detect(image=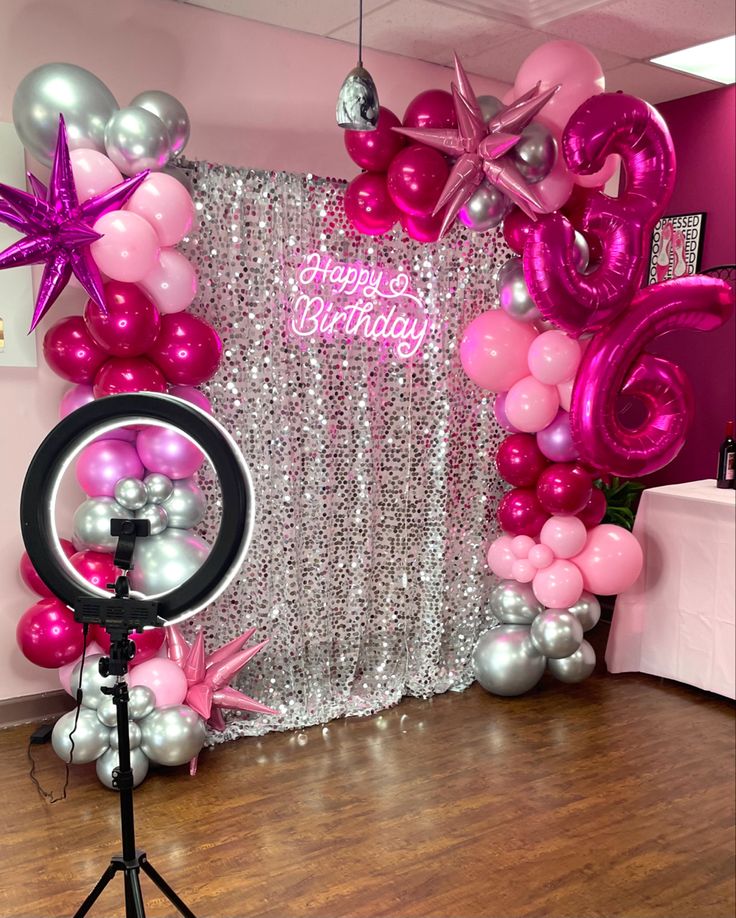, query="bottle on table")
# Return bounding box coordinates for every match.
[716,421,735,489]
